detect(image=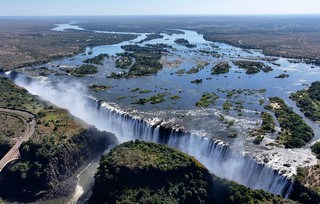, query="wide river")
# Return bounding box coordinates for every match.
[8,22,320,203]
